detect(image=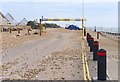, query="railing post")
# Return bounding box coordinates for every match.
[97,32,99,39]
